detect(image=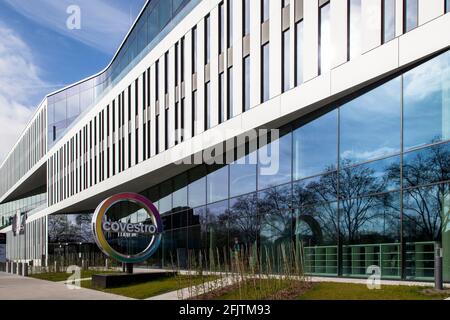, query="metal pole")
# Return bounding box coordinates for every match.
[126,263,133,274]
[435,242,443,290]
